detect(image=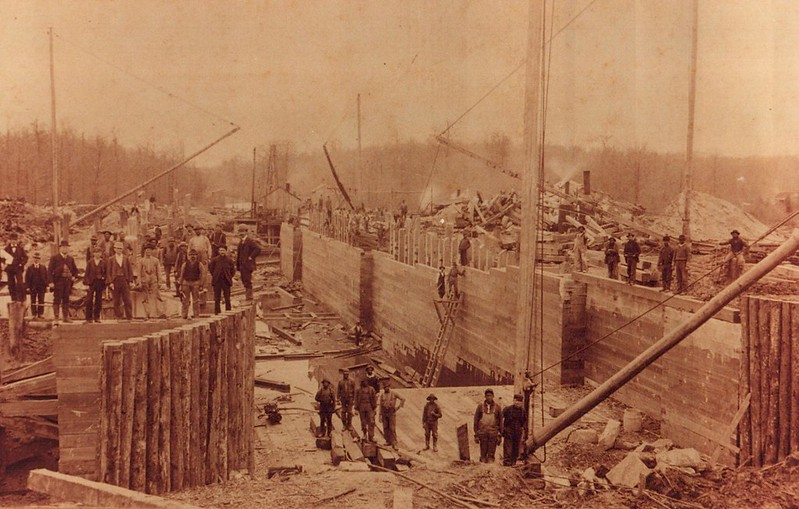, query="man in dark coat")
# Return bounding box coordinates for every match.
[24,252,48,318]
[458,231,471,266]
[48,240,79,322]
[315,379,336,437]
[208,245,235,314]
[173,241,188,297]
[337,369,356,430]
[604,237,620,280]
[83,247,107,322]
[422,394,443,451]
[236,226,261,301]
[623,233,641,286]
[106,241,134,320]
[178,249,205,319]
[436,261,446,299]
[5,233,28,302]
[159,238,178,290]
[674,234,691,293]
[502,394,526,466]
[354,379,377,442]
[657,235,675,292]
[474,388,502,463]
[365,365,381,393]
